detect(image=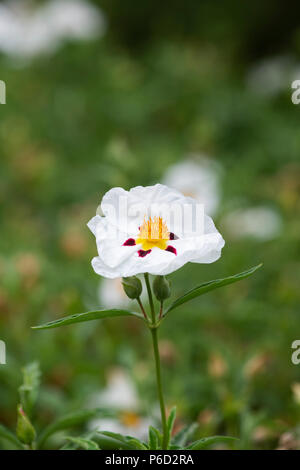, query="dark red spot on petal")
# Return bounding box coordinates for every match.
[166,245,177,255]
[169,232,175,240]
[123,238,136,246]
[138,249,152,257]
